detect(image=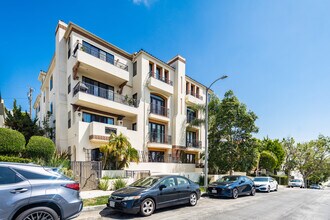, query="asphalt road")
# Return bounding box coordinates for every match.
[76,187,330,220]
